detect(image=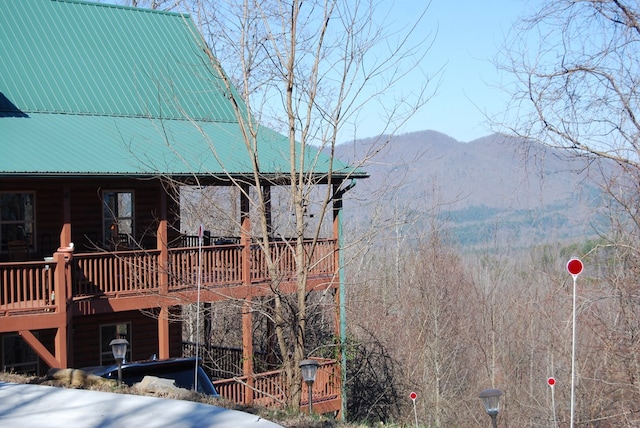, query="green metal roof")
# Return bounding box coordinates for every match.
[0,0,363,179]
